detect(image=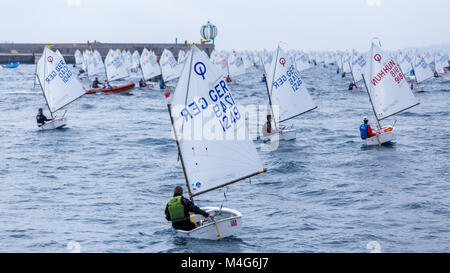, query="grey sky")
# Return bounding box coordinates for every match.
[1,0,449,52]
